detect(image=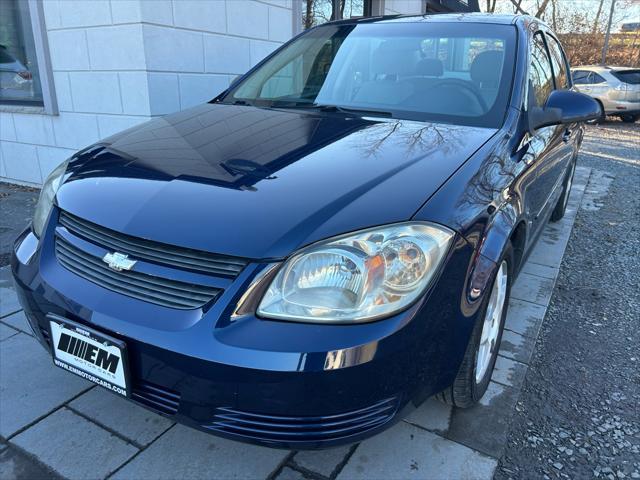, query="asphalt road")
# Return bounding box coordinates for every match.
[496,120,640,480]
